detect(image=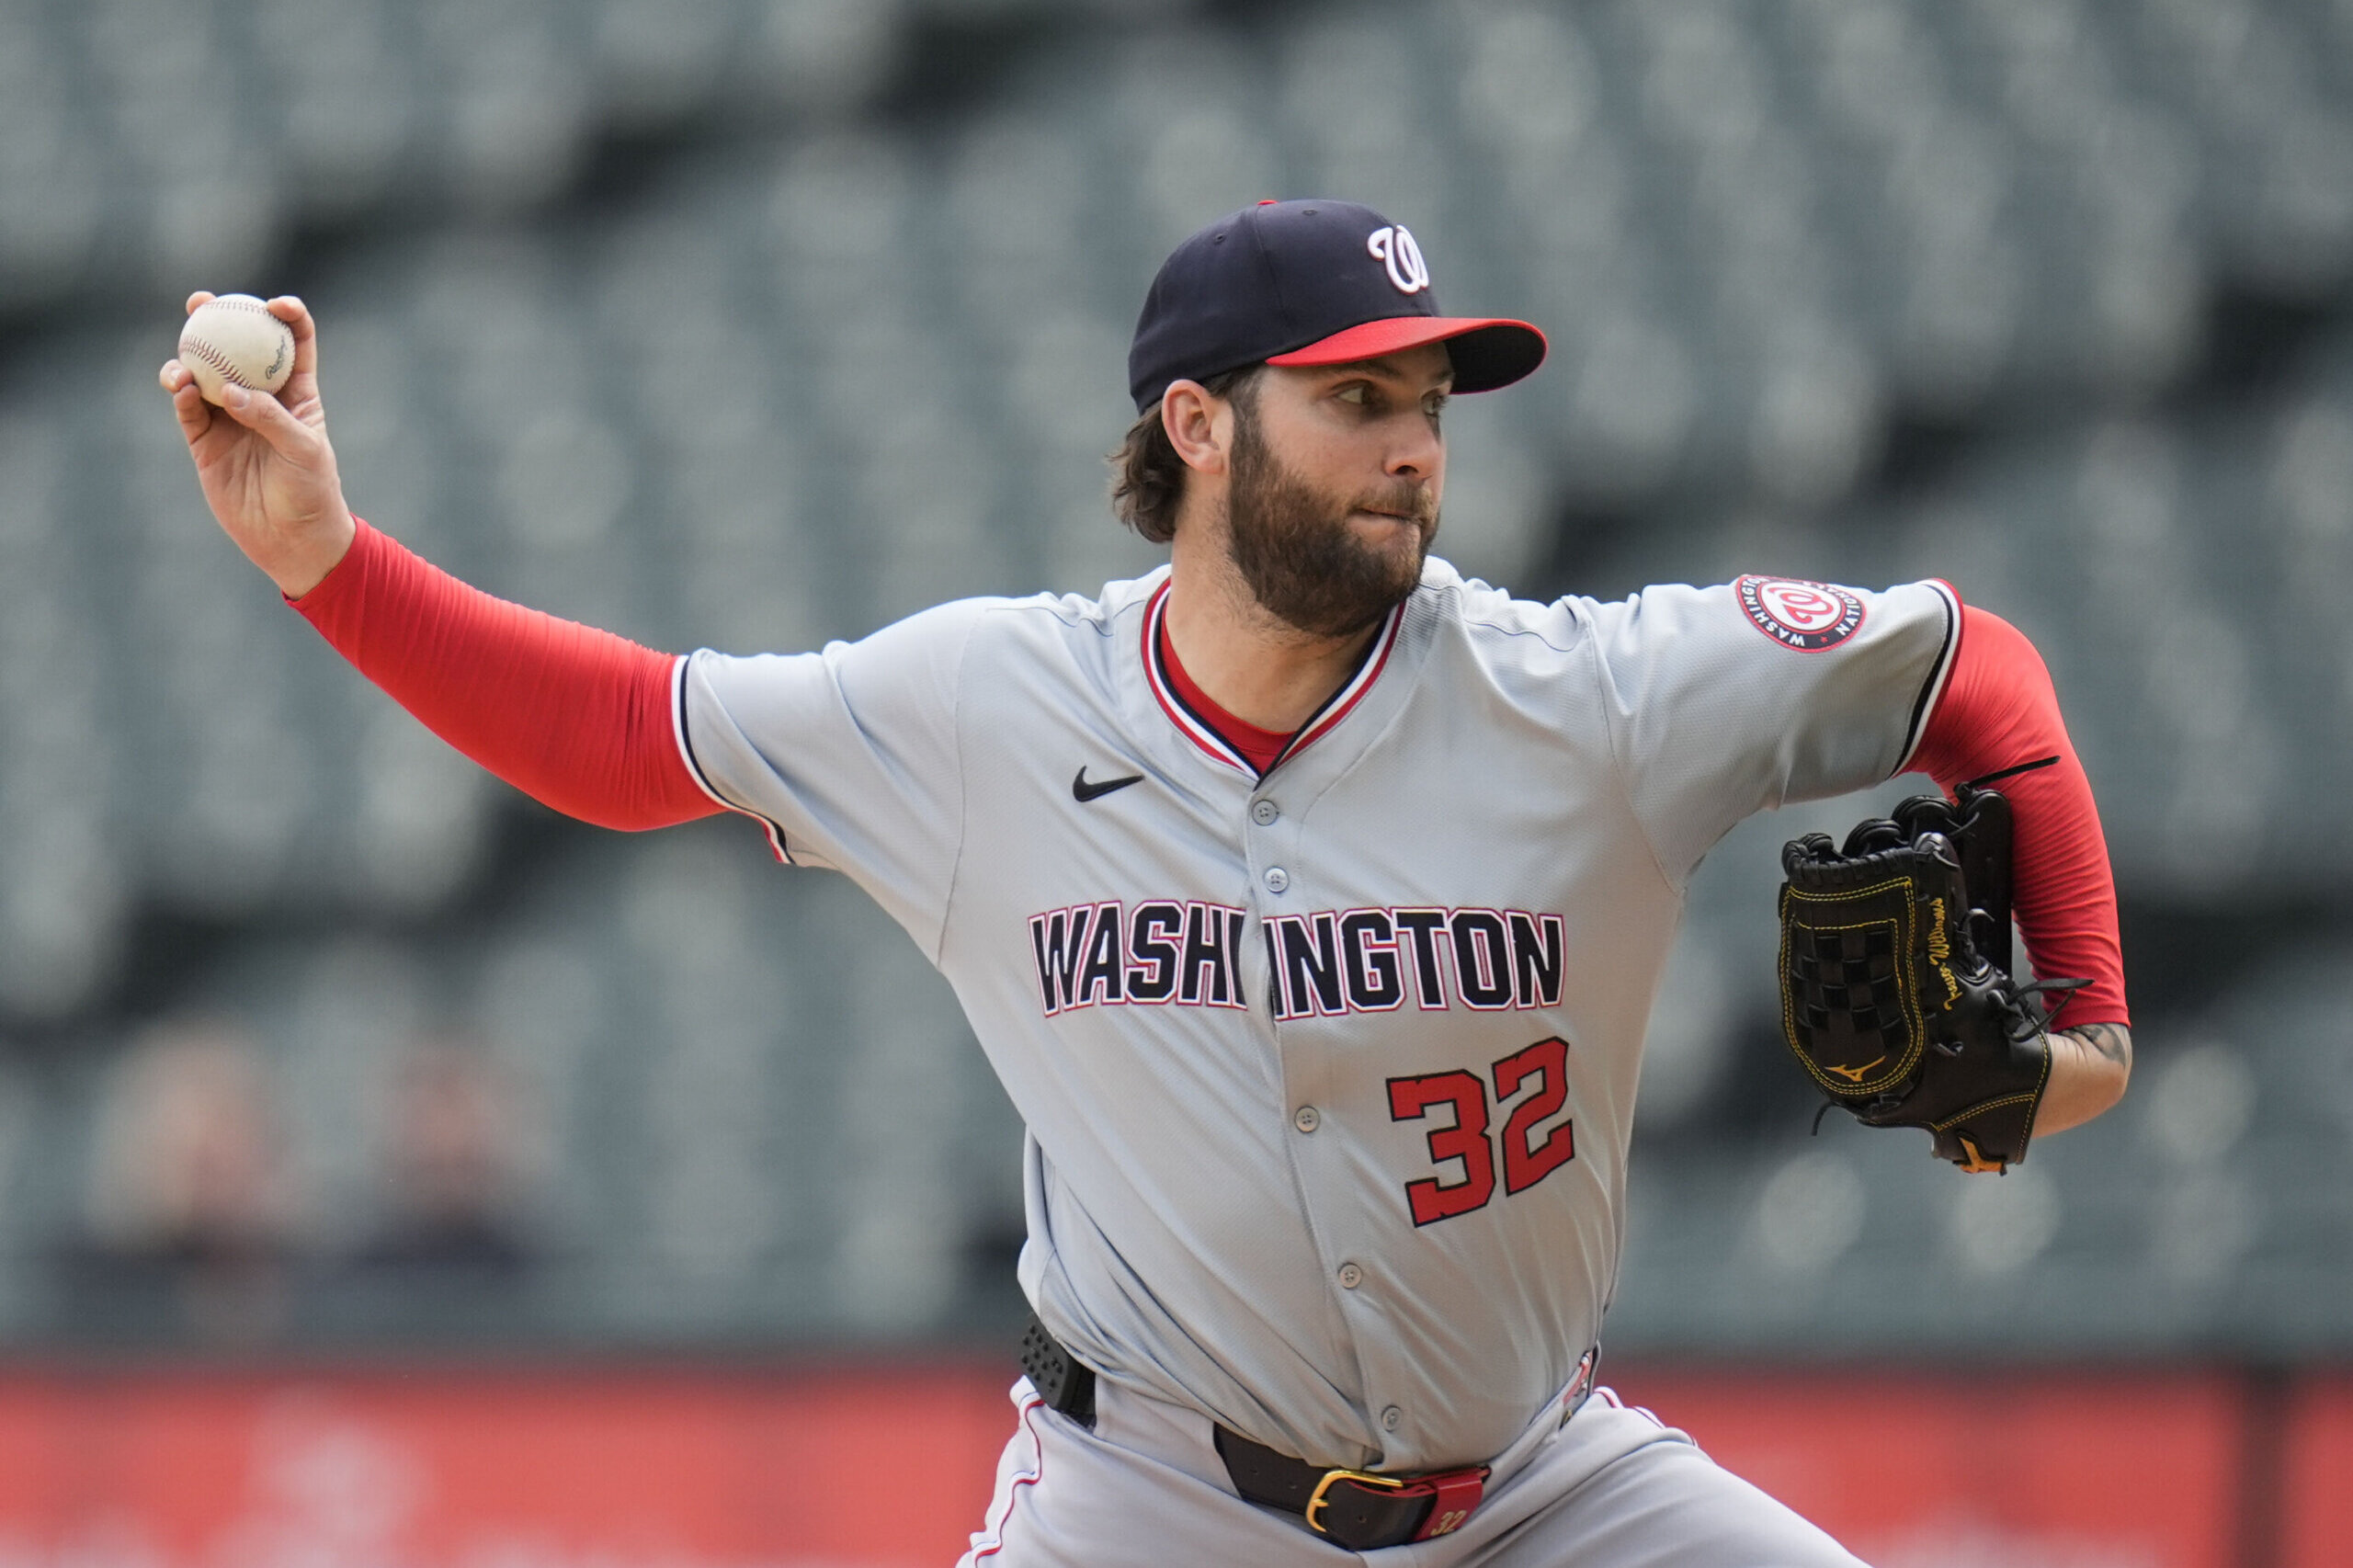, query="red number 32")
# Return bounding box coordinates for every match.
[1385,1037,1575,1227]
